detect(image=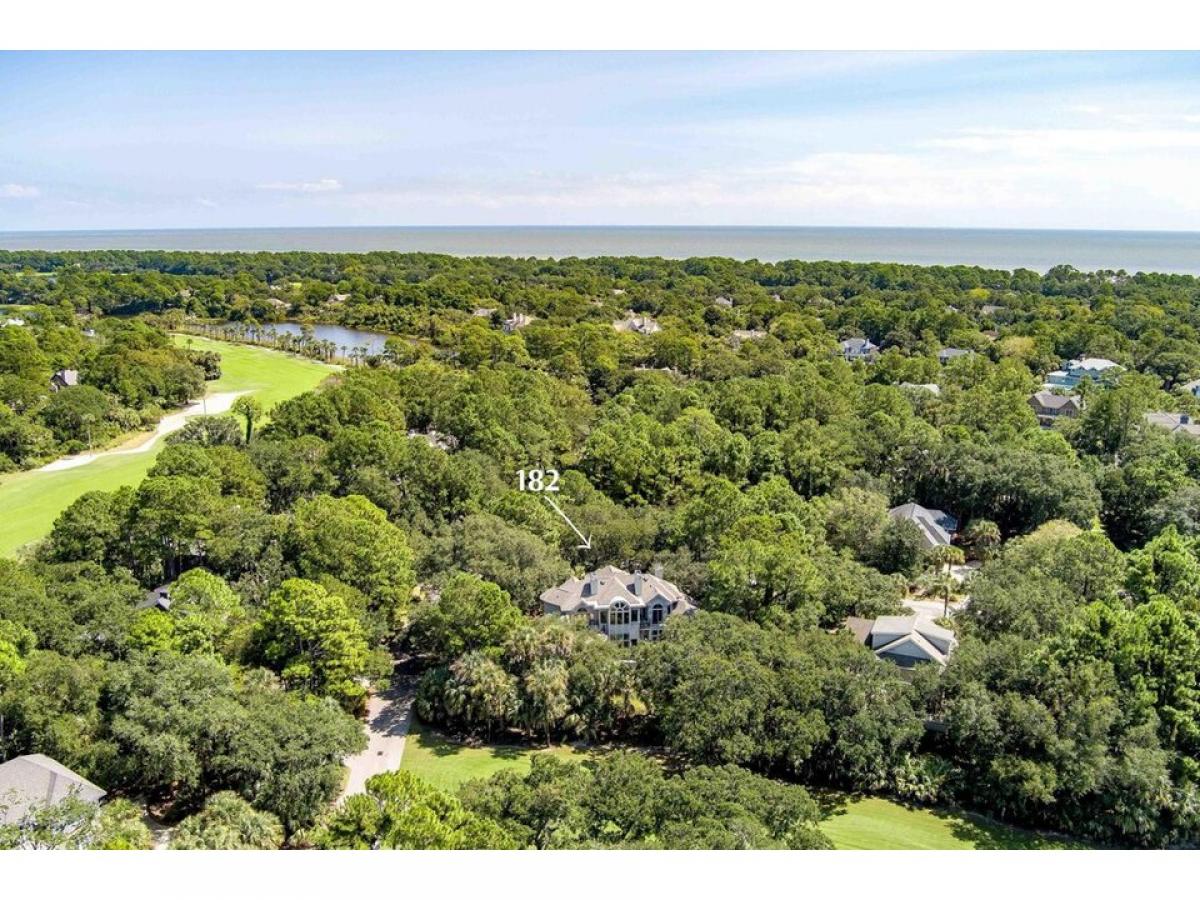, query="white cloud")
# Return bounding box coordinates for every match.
[314,130,1200,230]
[256,178,342,193]
[0,183,40,198]
[923,126,1200,157]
